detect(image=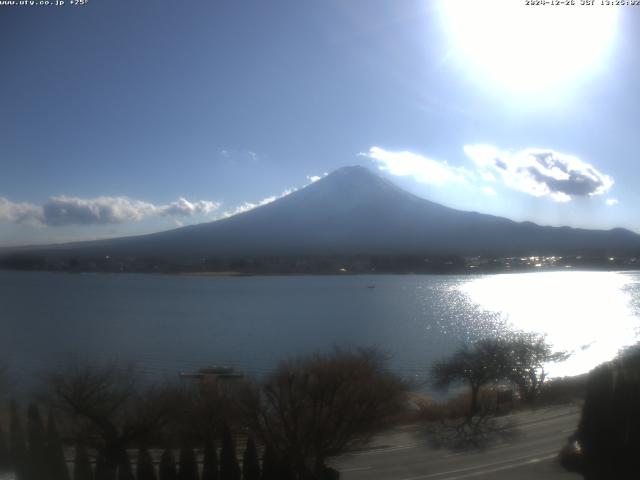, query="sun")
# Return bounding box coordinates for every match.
[440,0,618,92]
